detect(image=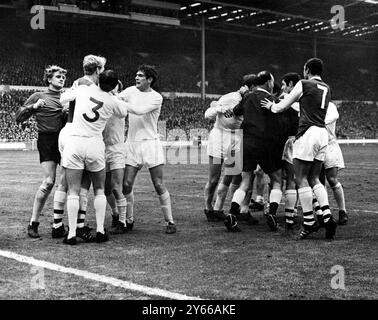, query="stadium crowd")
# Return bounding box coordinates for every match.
[0,18,376,101]
[1,90,376,142]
